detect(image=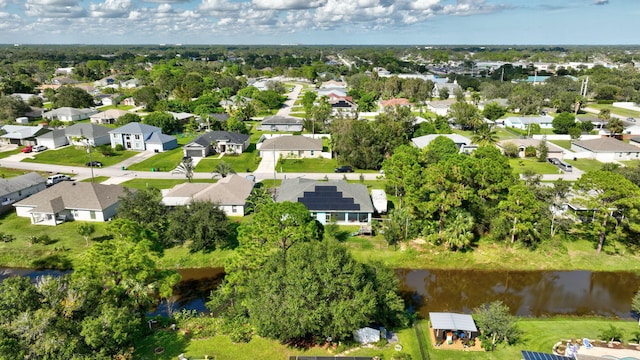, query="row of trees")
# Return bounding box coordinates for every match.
[0,224,179,358]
